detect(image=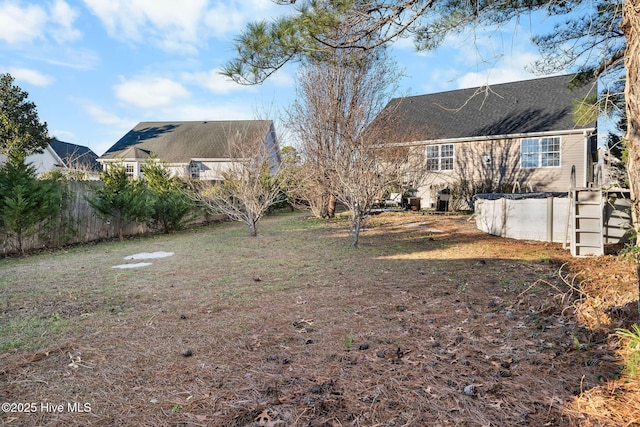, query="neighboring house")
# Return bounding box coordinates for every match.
[98,120,279,180]
[376,74,598,210]
[0,138,100,179]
